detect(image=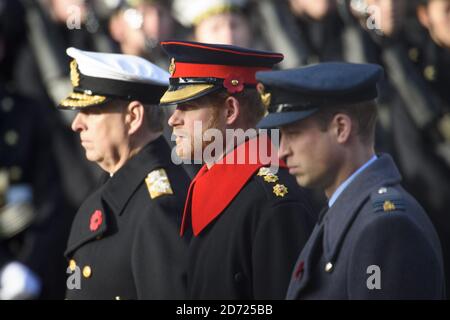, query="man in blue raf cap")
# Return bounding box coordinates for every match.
[160,40,315,299]
[257,62,445,299]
